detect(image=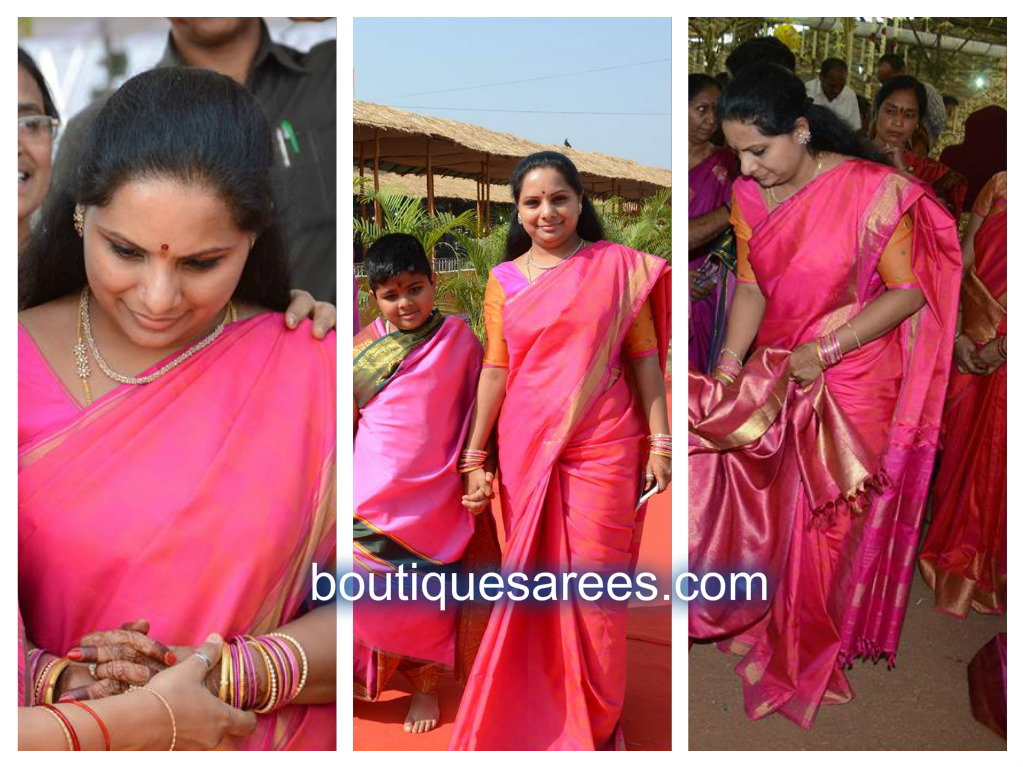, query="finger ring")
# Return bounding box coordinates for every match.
[192,650,213,671]
[645,474,656,479]
[88,663,98,679]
